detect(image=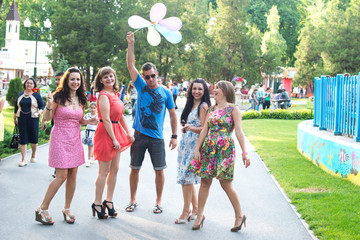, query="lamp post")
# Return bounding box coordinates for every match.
[23,17,51,81]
